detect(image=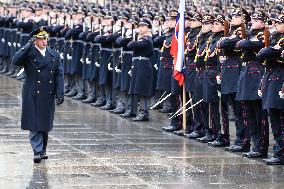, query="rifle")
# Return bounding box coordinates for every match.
[224,0,230,37]
[240,1,247,39]
[264,1,270,48]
